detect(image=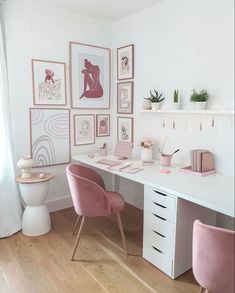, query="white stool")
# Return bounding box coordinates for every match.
[16,173,54,236]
